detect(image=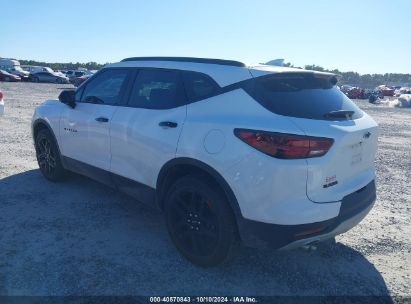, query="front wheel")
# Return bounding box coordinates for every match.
[164,175,239,267]
[35,129,67,181]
